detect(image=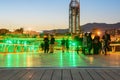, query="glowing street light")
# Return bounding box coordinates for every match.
[97,31,101,36]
